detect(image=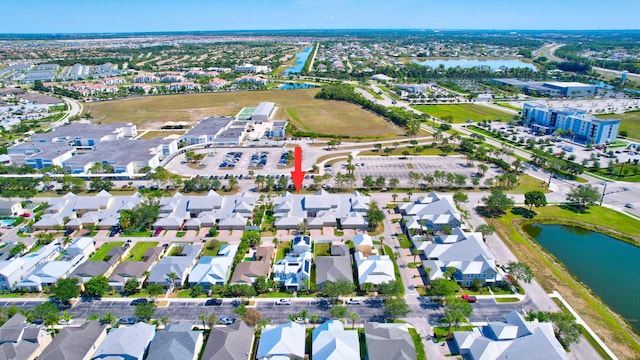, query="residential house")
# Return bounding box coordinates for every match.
[0,313,52,360]
[229,245,274,286]
[422,230,504,287]
[17,260,78,292]
[148,244,202,289]
[354,251,395,286]
[353,234,375,255]
[234,75,268,86]
[256,322,305,360]
[201,321,254,360]
[189,244,239,290]
[234,64,269,73]
[38,321,108,360]
[146,322,203,360]
[66,237,96,259]
[312,320,360,360]
[291,235,311,255]
[454,311,569,360]
[364,323,416,360]
[0,242,59,291]
[109,247,162,292]
[399,192,462,232]
[0,200,23,216]
[71,246,126,285]
[93,322,155,360]
[272,251,312,291]
[273,190,369,230]
[315,244,353,289]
